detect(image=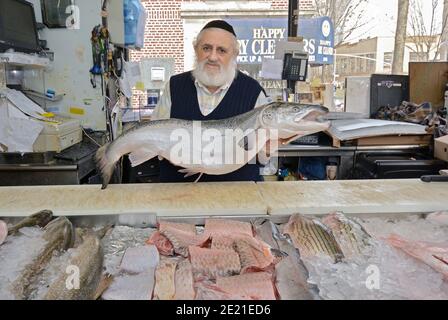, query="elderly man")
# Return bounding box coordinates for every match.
[152,20,272,183]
